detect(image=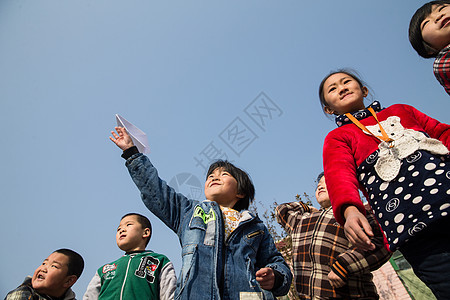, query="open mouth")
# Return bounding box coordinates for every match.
[37,274,45,280]
[441,17,450,28]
